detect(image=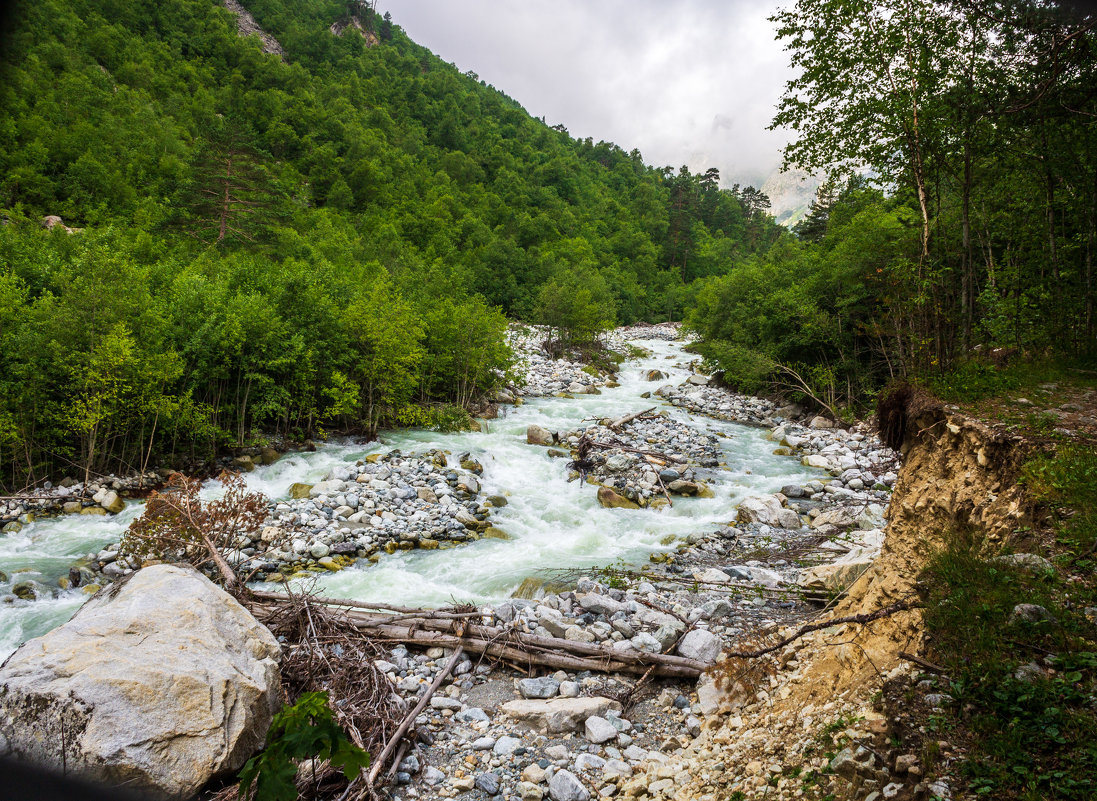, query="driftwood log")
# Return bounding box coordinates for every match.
[607,406,657,431]
[252,592,708,679]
